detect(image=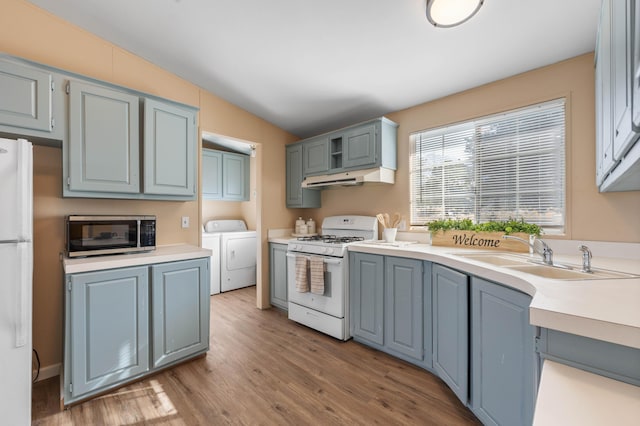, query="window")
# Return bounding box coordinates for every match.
[410,99,566,233]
